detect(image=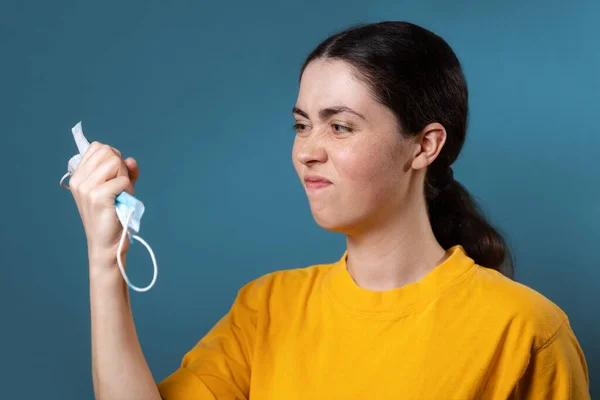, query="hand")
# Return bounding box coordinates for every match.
[69,141,140,266]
